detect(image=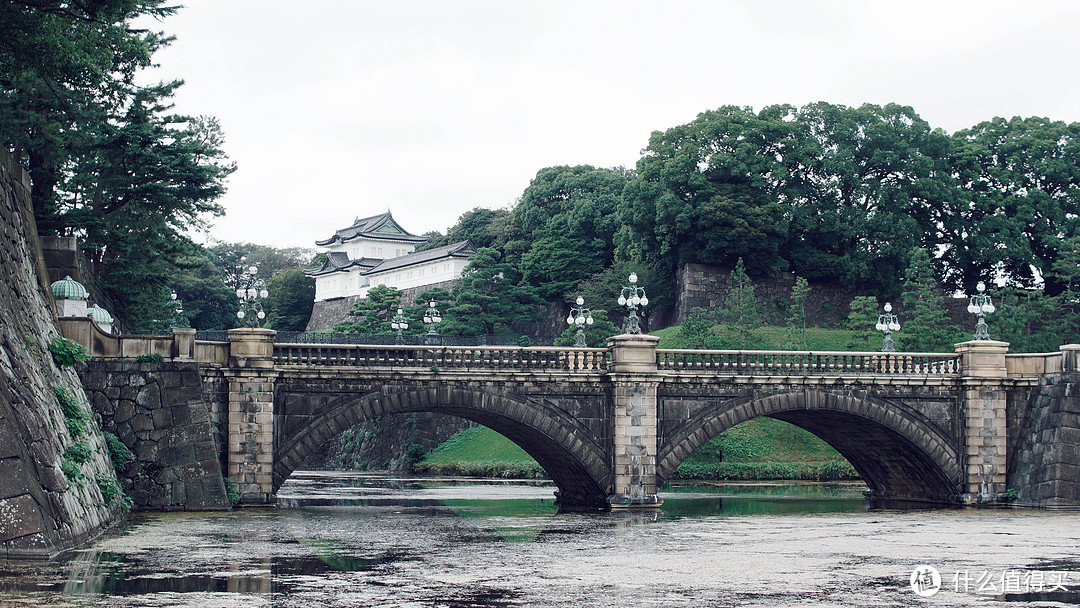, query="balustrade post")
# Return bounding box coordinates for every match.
[225,328,279,504]
[172,327,196,360]
[606,335,662,509]
[955,339,1010,503]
